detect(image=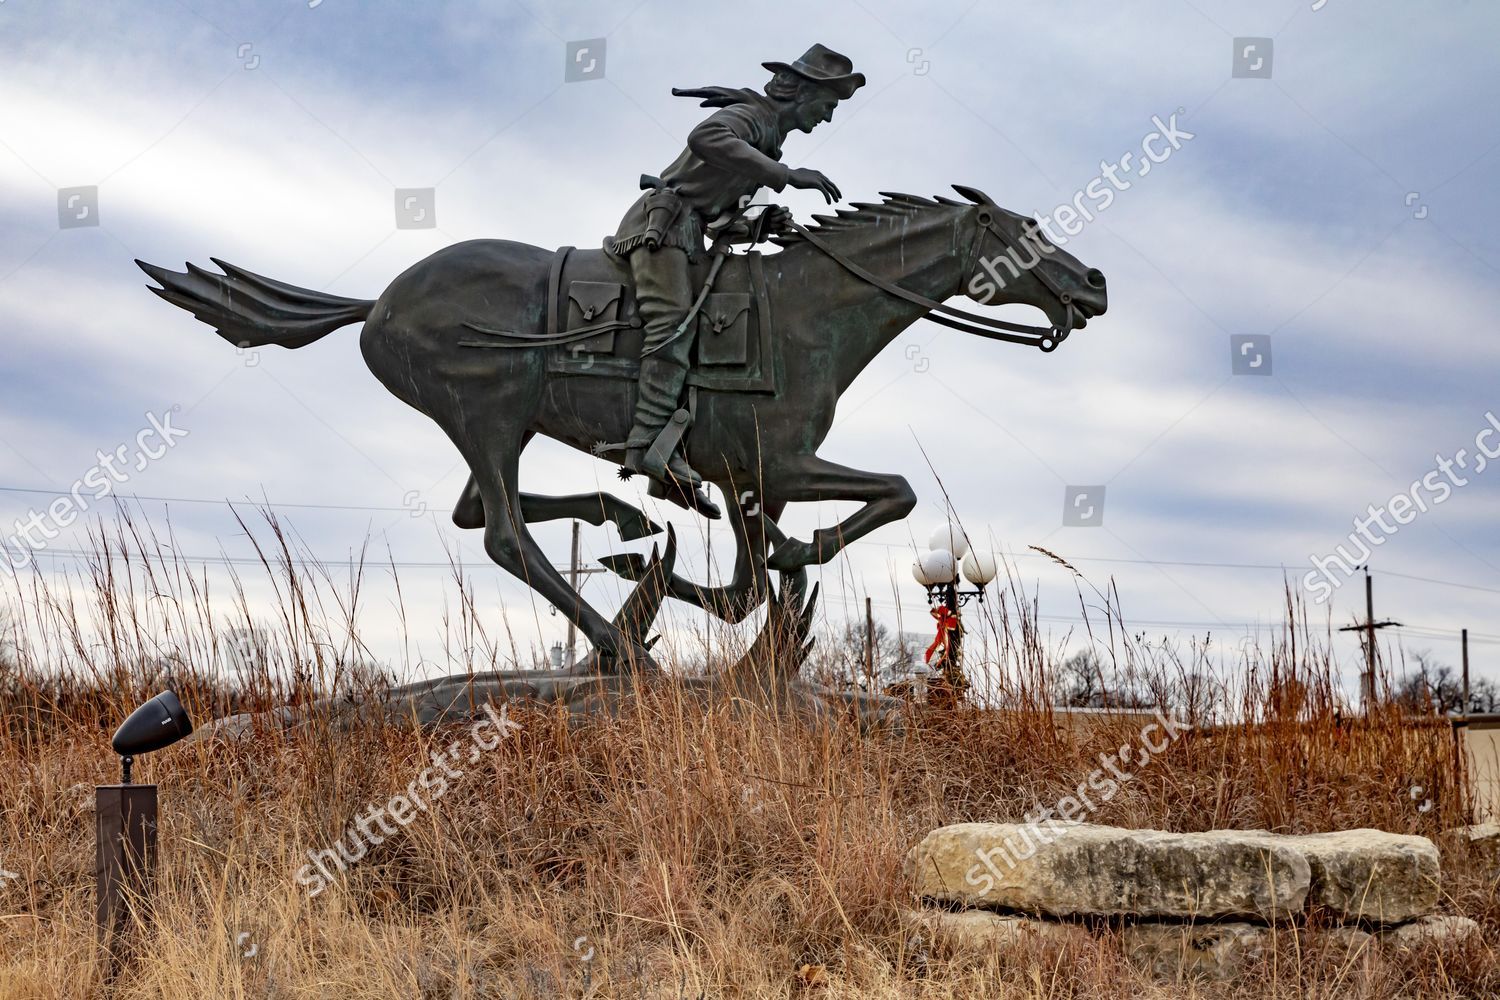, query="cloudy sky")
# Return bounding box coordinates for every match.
[2,0,1497,691]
